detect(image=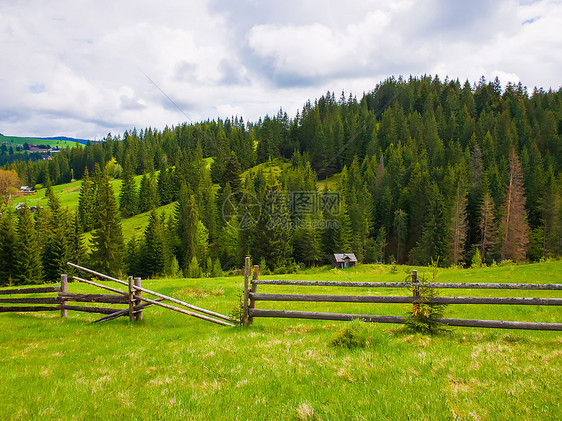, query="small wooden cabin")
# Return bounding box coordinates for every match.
[332,253,357,269]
